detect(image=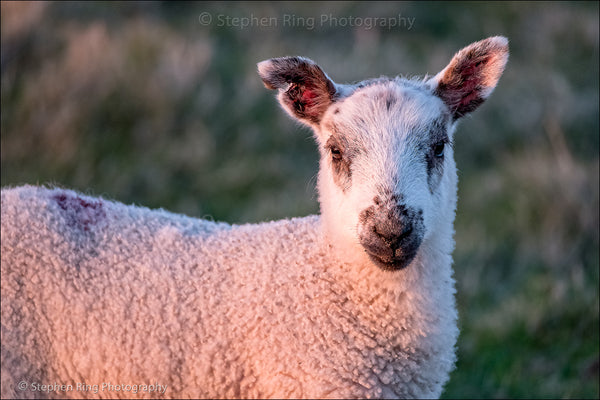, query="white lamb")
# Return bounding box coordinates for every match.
[1,37,508,399]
